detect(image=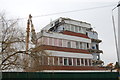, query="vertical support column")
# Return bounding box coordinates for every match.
[87,59,89,66]
[83,59,85,66]
[72,58,73,66]
[58,57,60,65]
[48,57,50,65]
[75,58,77,66]
[53,57,54,65]
[67,58,69,66]
[80,58,81,66]
[63,57,64,66]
